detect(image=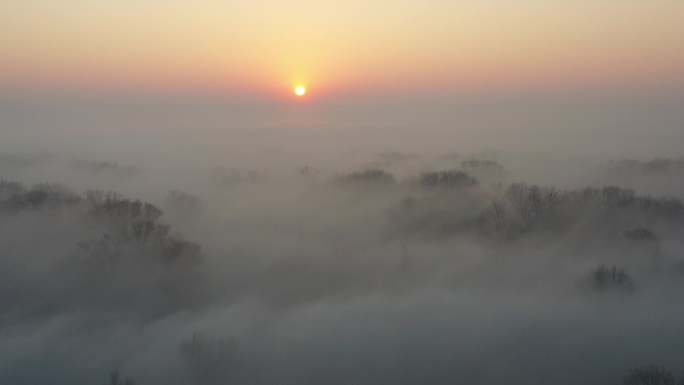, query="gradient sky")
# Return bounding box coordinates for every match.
[2,0,683,98]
